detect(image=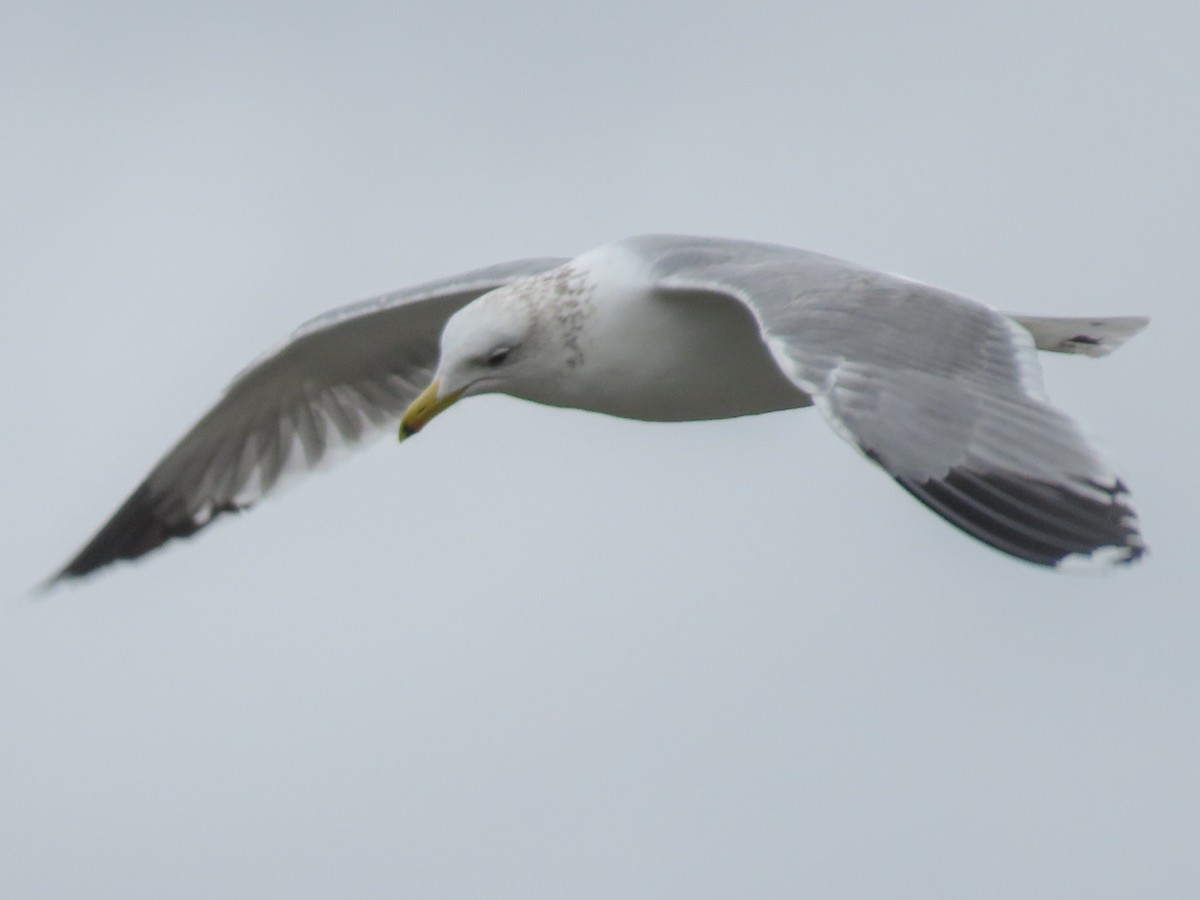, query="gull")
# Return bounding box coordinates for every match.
[51,234,1148,583]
